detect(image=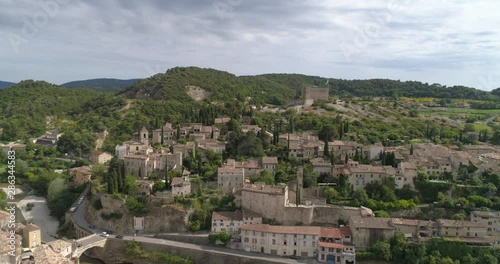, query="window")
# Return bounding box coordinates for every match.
[272,239,276,245]
[303,241,306,246]
[244,238,249,243]
[312,241,315,246]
